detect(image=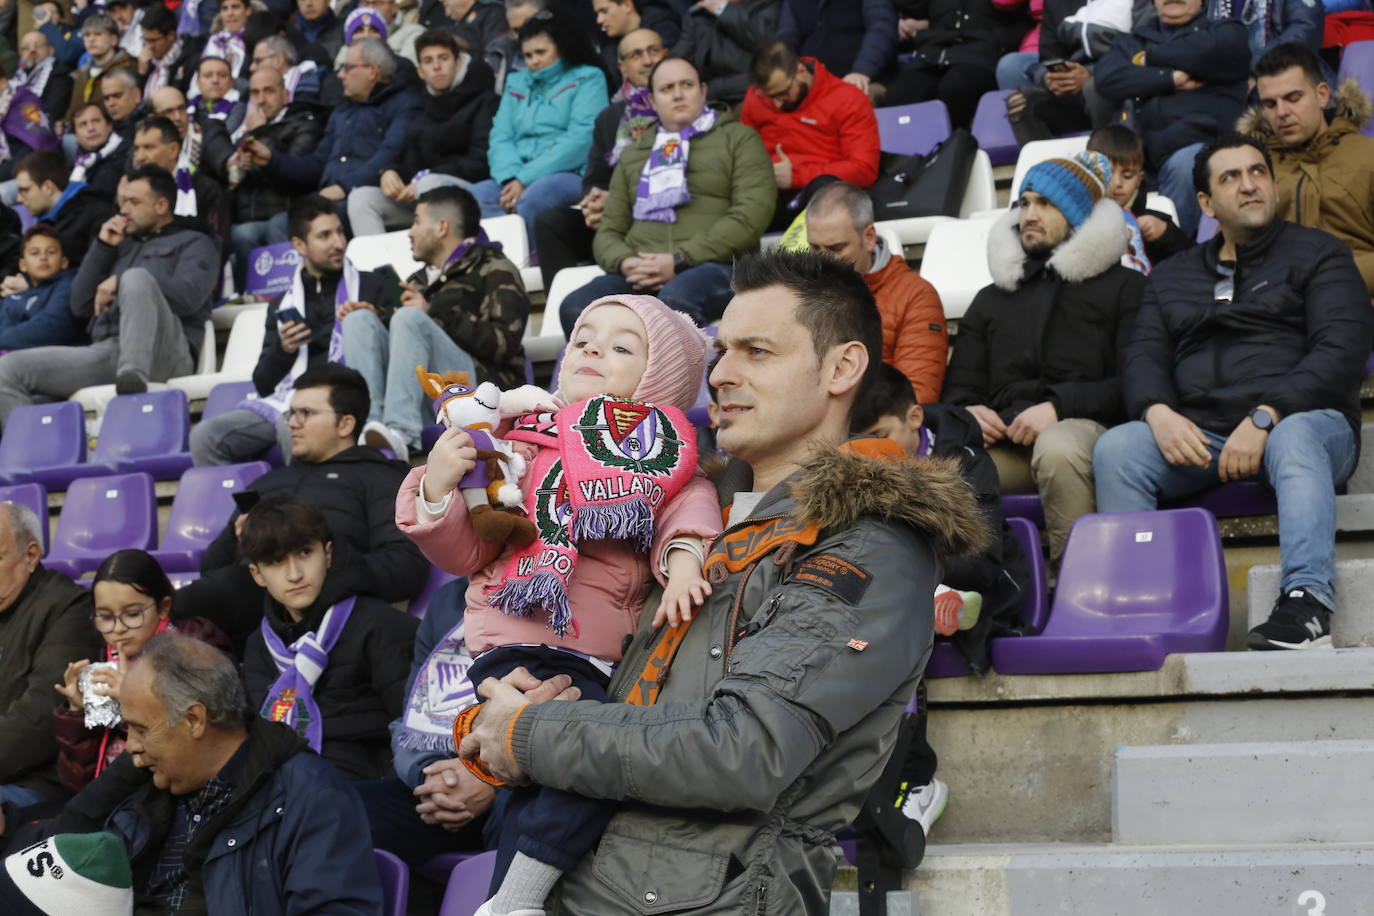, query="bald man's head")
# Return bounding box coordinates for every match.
[250,66,289,123]
[149,86,189,135]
